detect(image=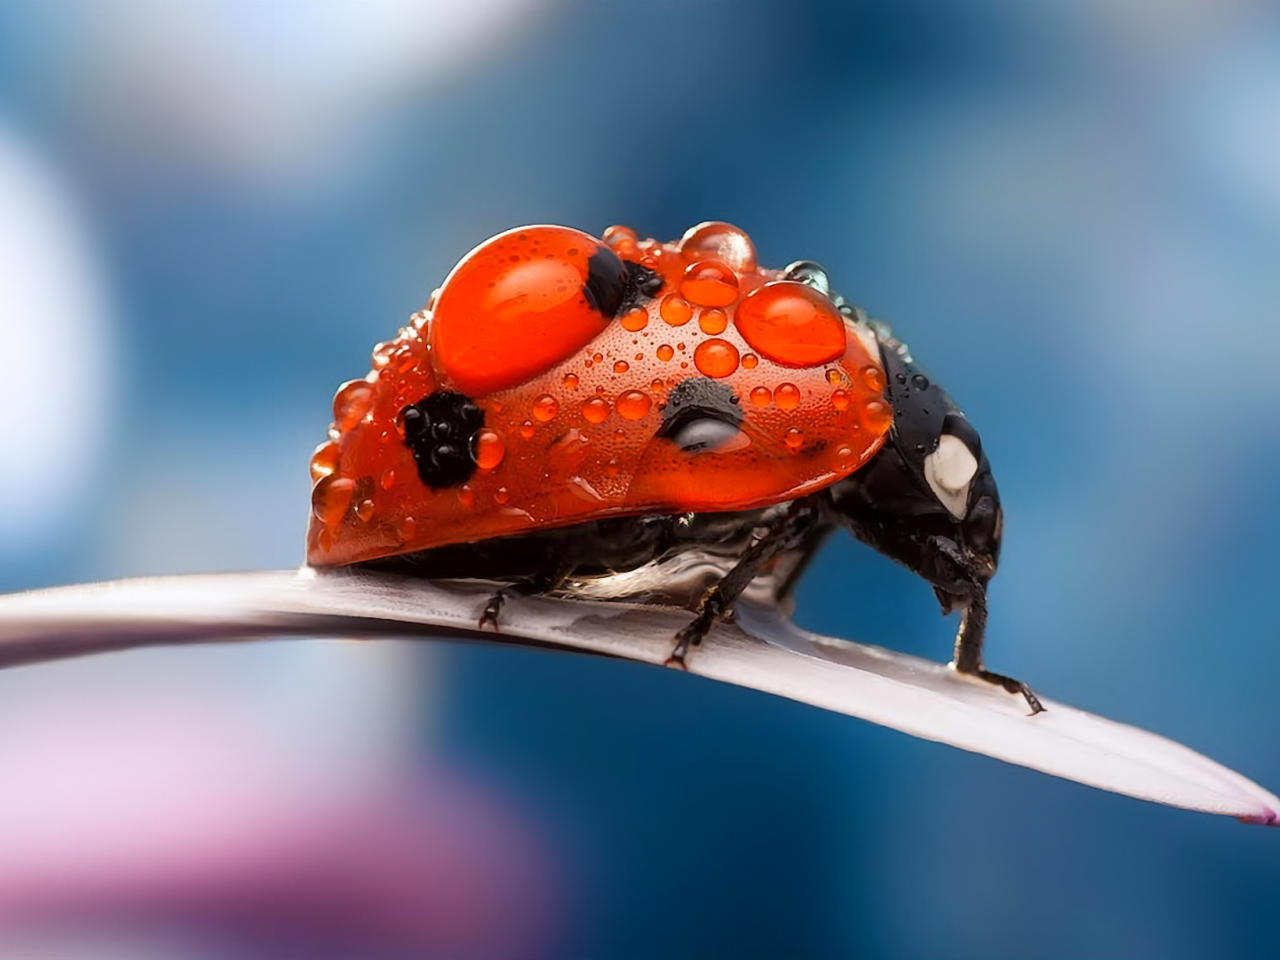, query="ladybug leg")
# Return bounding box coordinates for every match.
[478,591,506,631]
[666,499,822,669]
[948,579,1044,716]
[478,559,576,632]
